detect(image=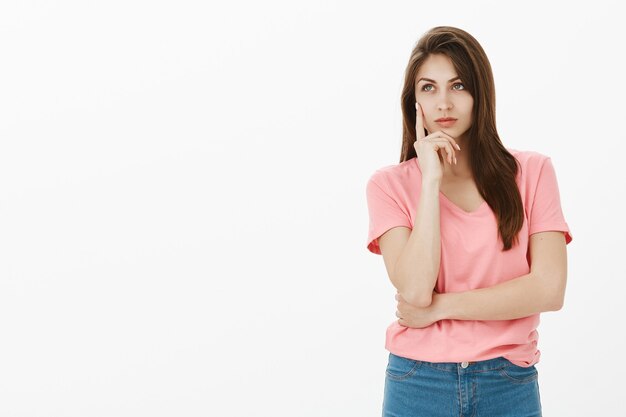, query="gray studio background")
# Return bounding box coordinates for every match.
[0,1,622,416]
